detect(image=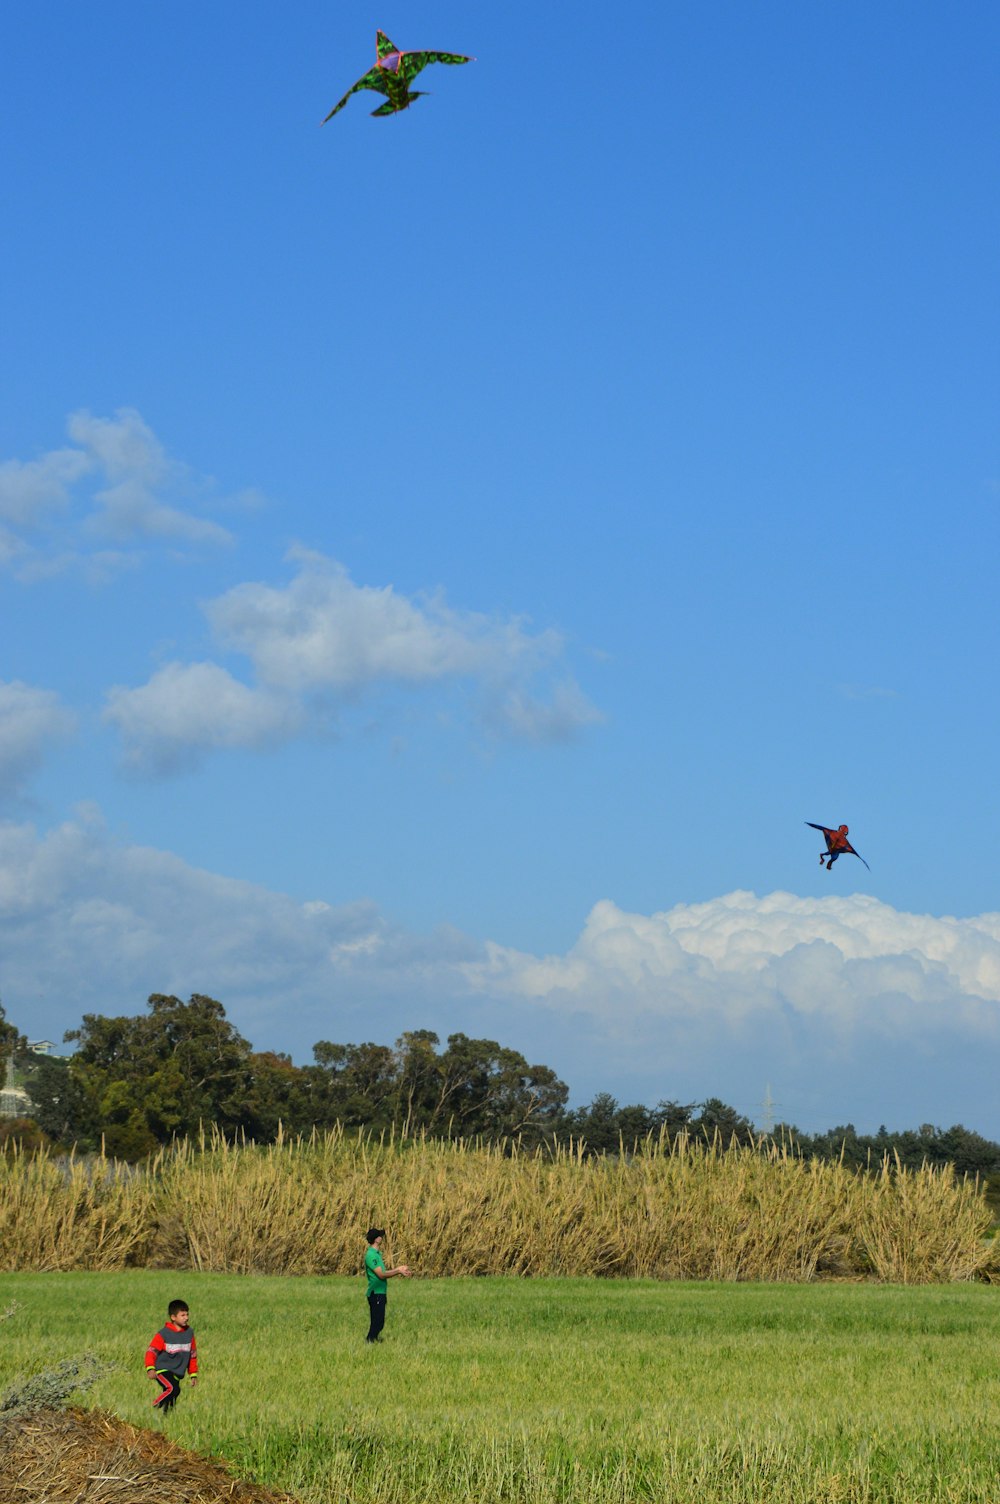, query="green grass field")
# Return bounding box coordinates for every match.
[3,1271,1000,1502]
